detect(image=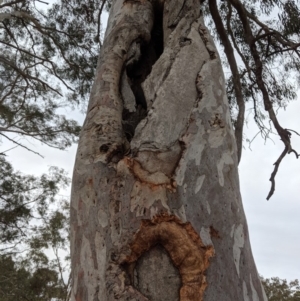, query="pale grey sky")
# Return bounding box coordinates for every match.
[239,98,300,281]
